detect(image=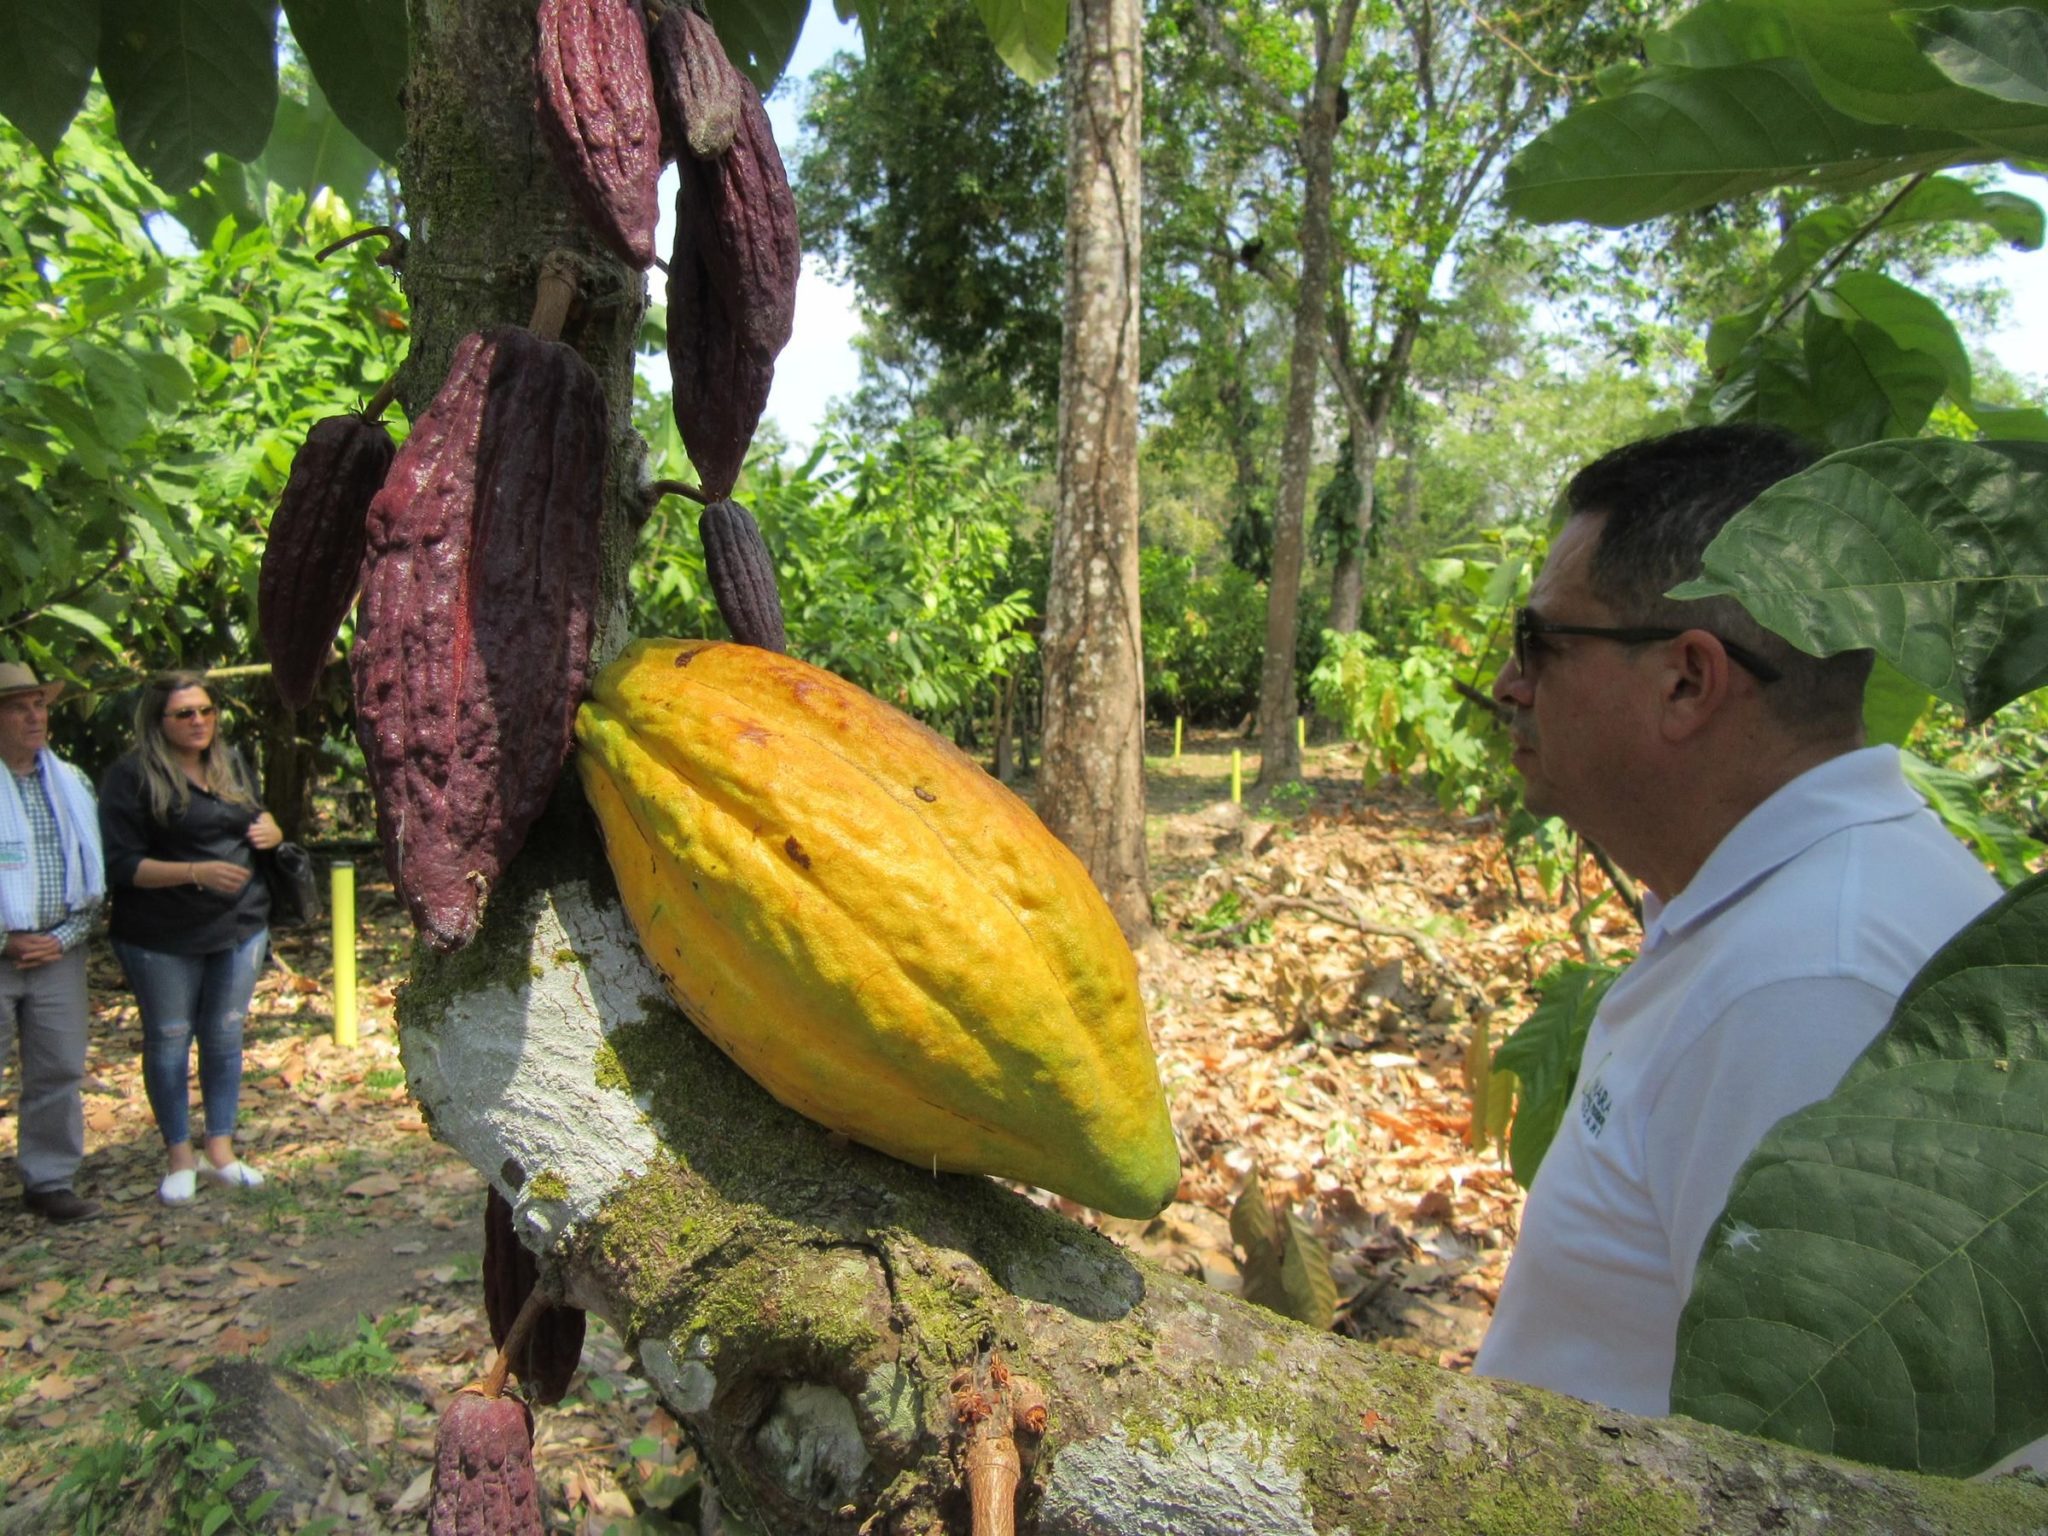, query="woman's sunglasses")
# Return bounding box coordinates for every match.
[163,705,219,722]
